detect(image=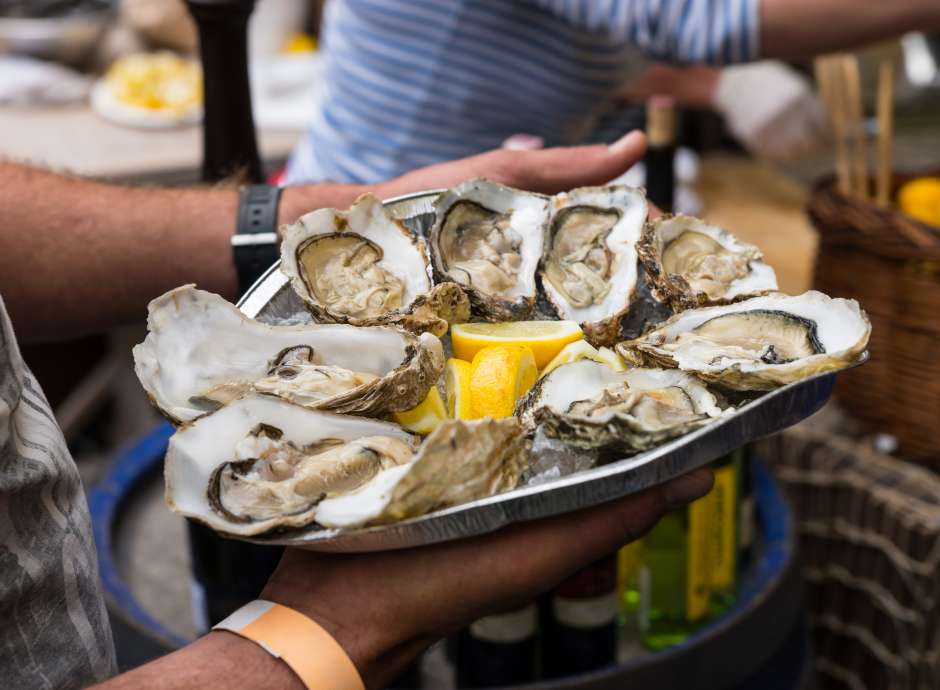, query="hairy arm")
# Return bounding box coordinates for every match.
[0,131,645,343]
[0,163,361,342]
